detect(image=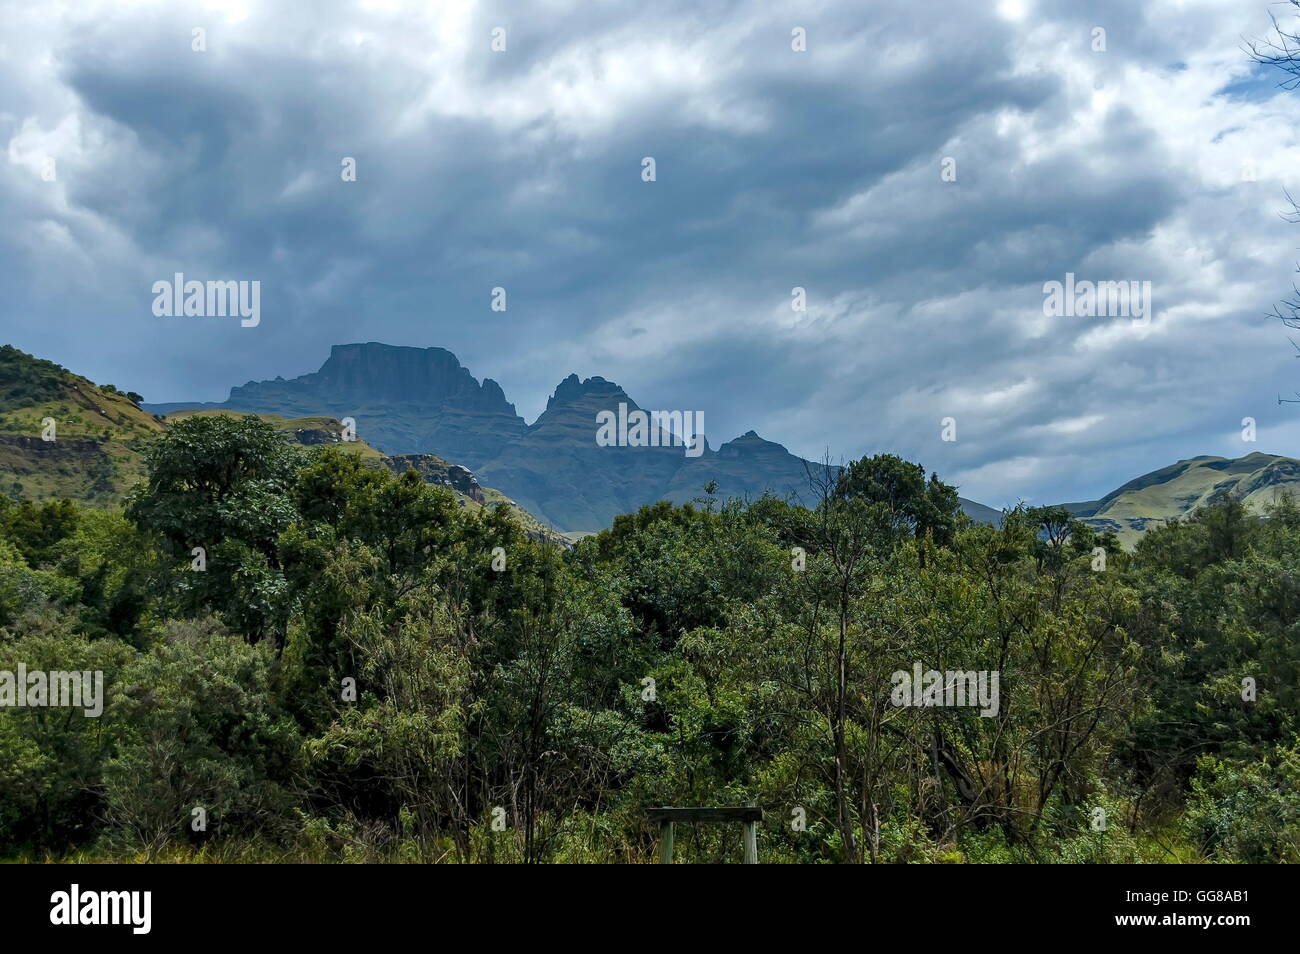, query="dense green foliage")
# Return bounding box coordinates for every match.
[0,345,67,408]
[1,415,1296,862]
